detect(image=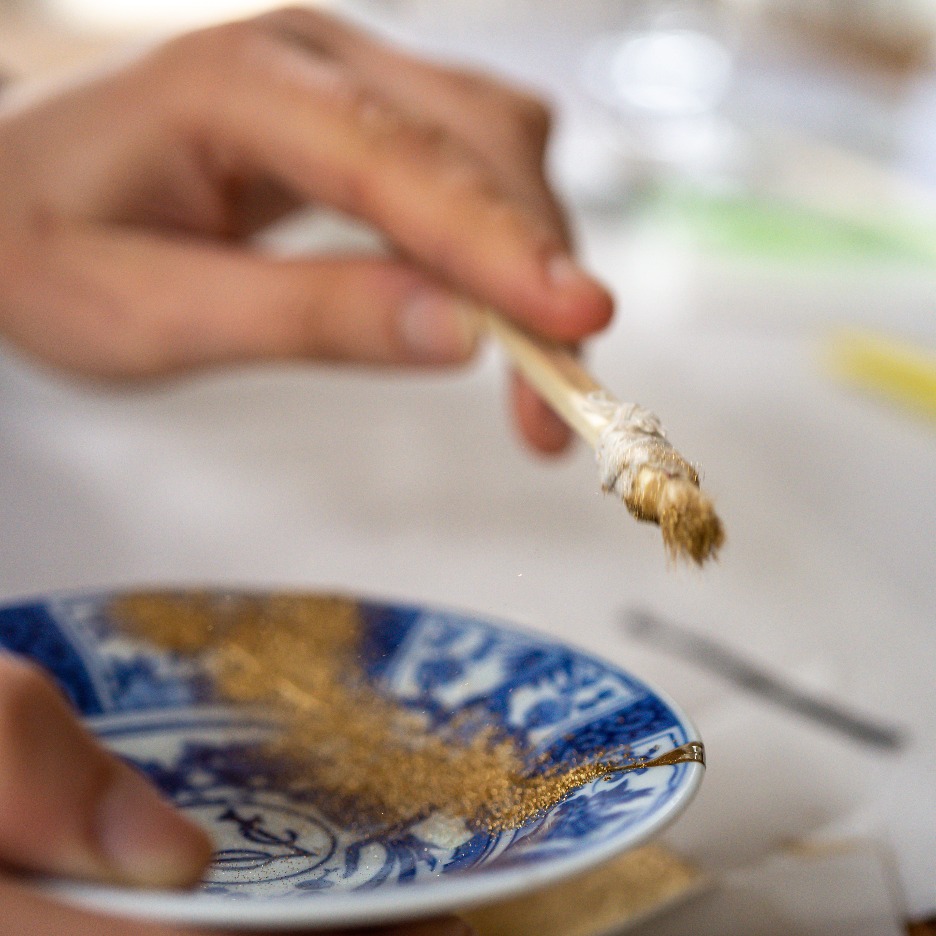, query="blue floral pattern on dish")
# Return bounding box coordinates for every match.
[0,590,702,902]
